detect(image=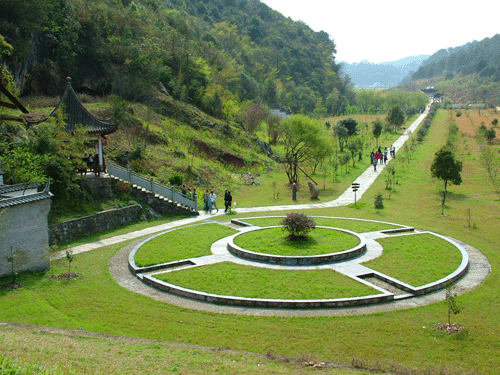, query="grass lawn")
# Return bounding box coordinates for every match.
[154,262,378,299]
[363,233,463,286]
[2,109,500,374]
[134,223,238,267]
[233,227,360,256]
